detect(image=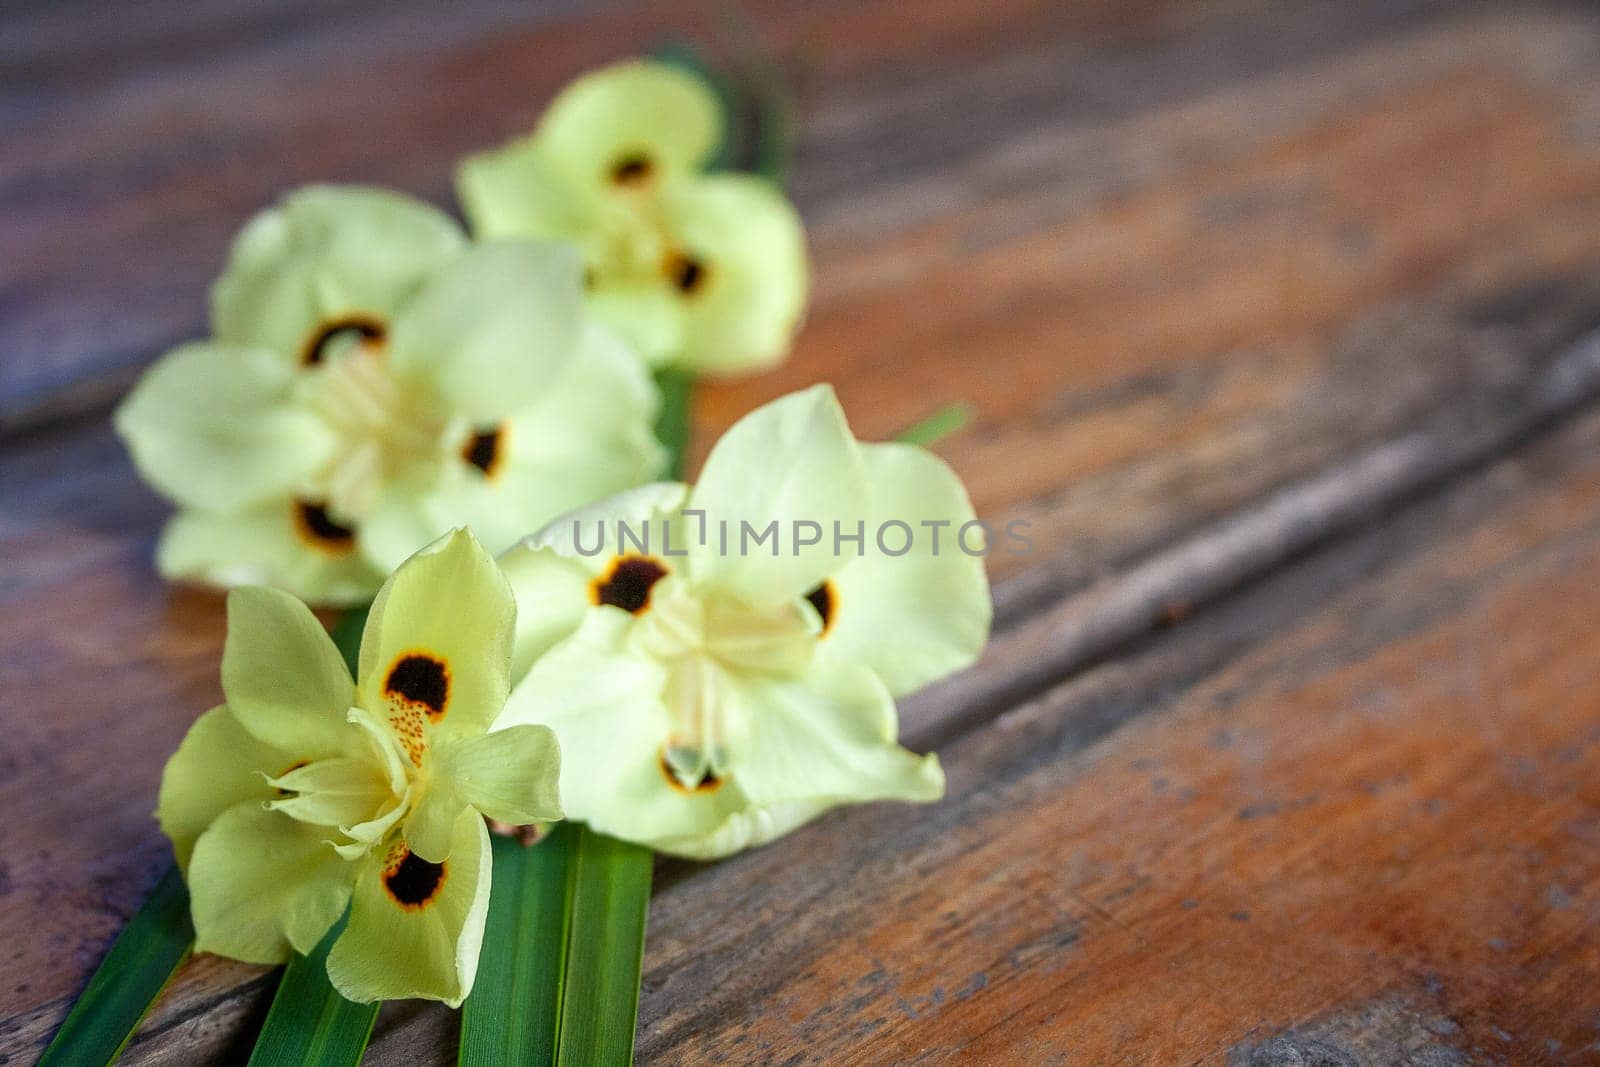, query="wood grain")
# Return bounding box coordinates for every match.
[4,0,1600,1063]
